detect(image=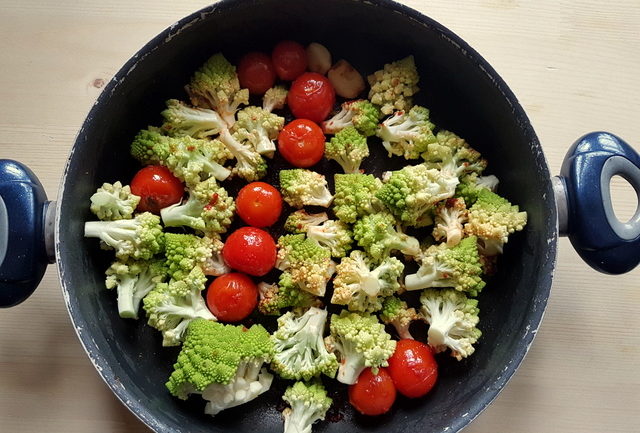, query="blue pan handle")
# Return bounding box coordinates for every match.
[0,160,55,307]
[554,132,640,274]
